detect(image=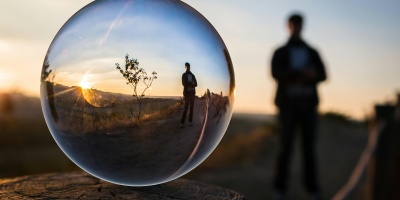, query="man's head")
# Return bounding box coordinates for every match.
[185,62,190,71]
[288,13,303,38]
